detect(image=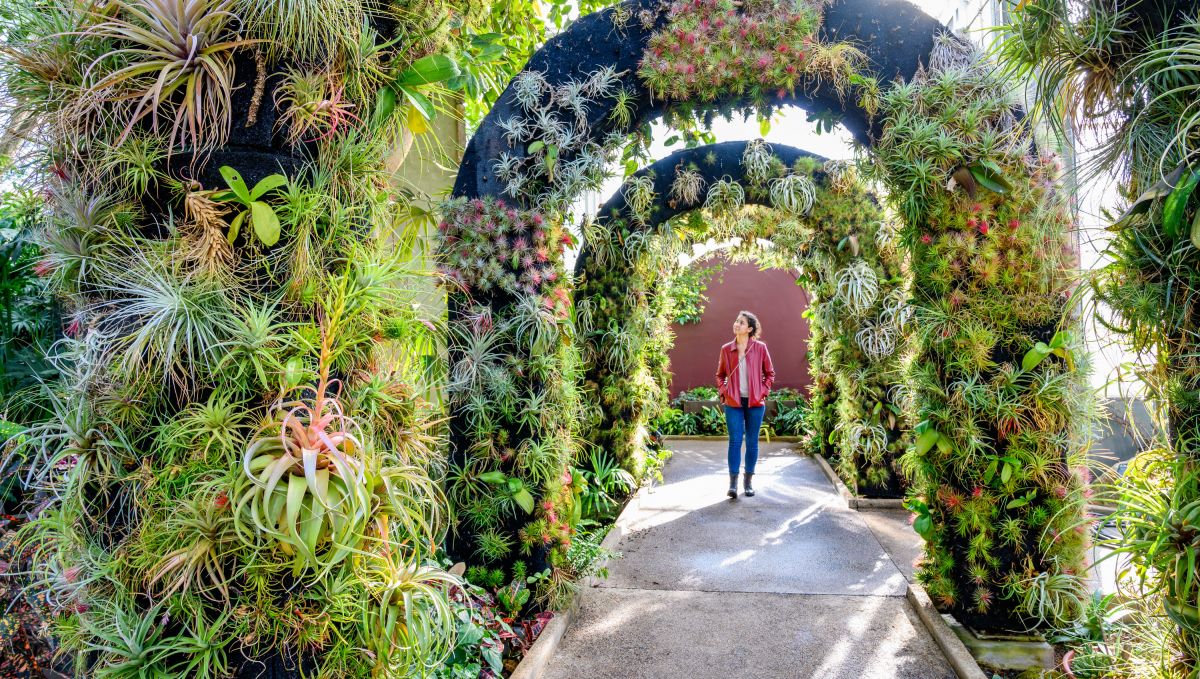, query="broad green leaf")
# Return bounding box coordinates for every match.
[400,85,436,121]
[219,166,251,203]
[1001,462,1012,484]
[250,201,280,246]
[968,162,1010,194]
[1113,163,1187,230]
[250,174,287,200]
[1191,208,1200,249]
[913,515,933,540]
[397,54,460,87]
[1163,167,1200,239]
[372,86,398,128]
[759,117,771,137]
[936,434,953,455]
[513,488,535,514]
[1022,346,1049,372]
[528,140,545,154]
[915,428,939,455]
[227,210,246,243]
